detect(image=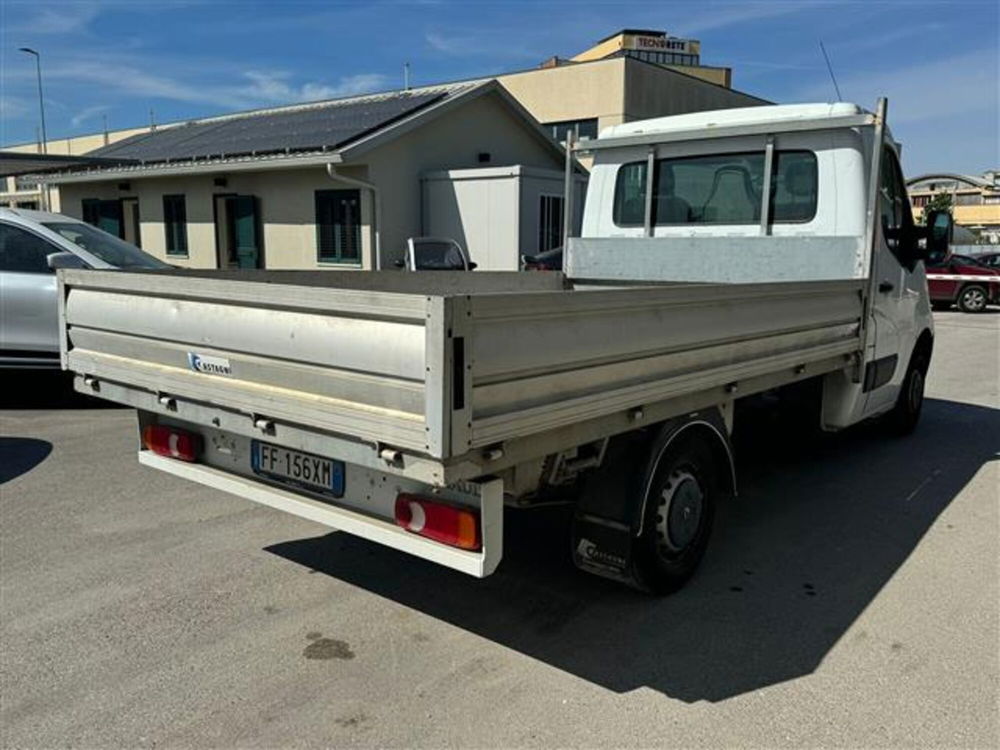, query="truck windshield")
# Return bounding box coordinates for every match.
[613,150,818,227]
[42,222,170,269]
